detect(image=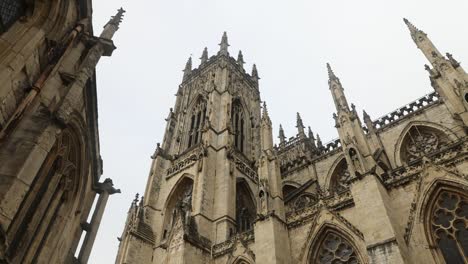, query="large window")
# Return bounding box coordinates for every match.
[231,99,245,153]
[429,190,467,263]
[330,159,351,193]
[187,98,206,149]
[0,0,25,33]
[236,181,255,233]
[400,126,449,164]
